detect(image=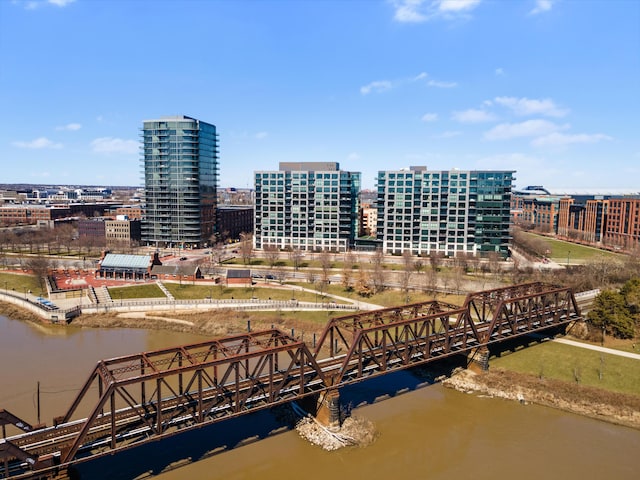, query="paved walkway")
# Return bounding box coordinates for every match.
[553,337,640,360]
